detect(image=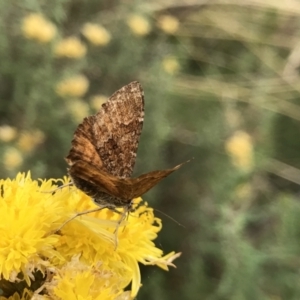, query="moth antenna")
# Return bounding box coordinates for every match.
[153,208,185,228]
[41,182,73,194]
